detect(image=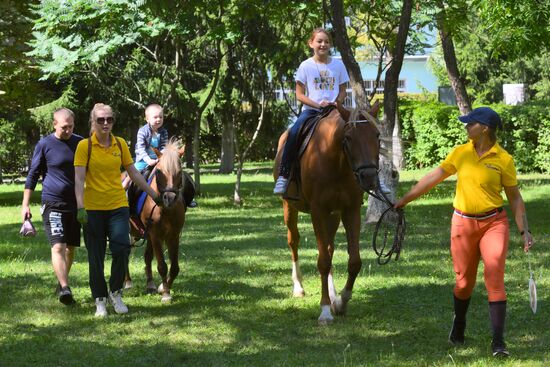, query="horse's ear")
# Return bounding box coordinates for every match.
[152,147,162,158]
[370,100,381,117]
[336,101,351,122]
[178,144,186,157]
